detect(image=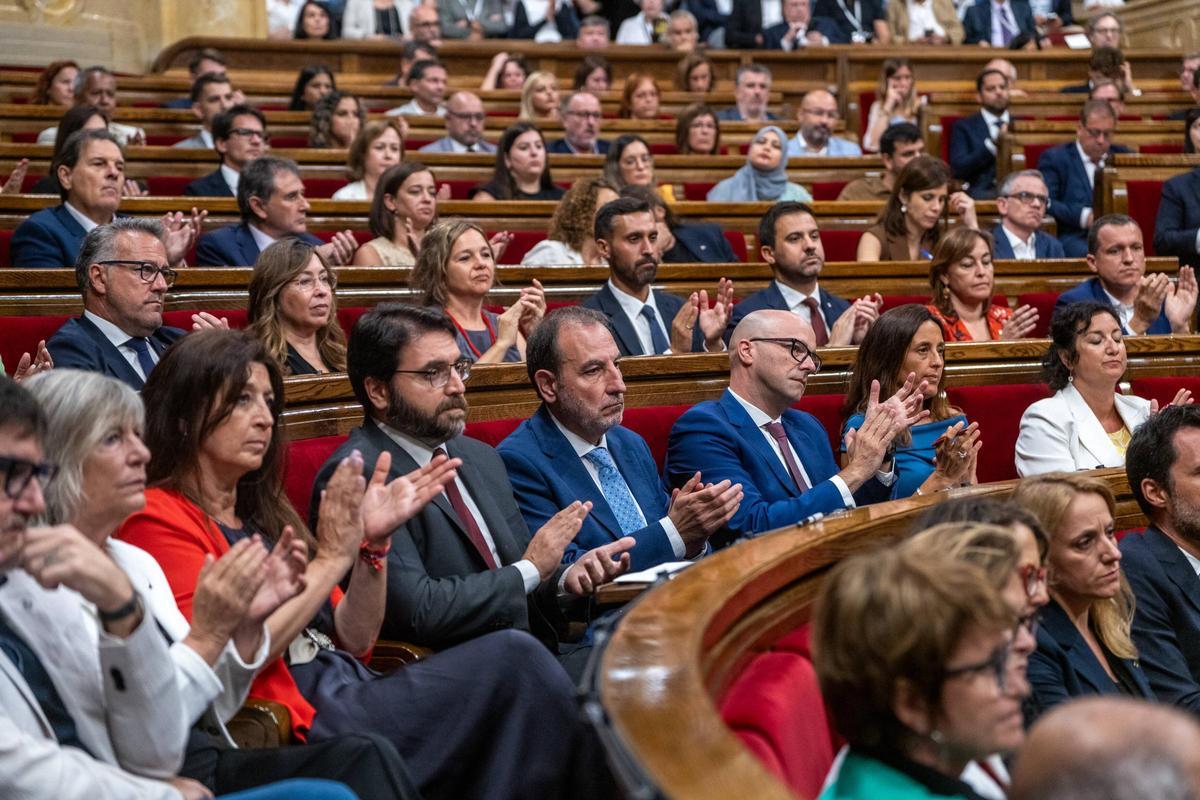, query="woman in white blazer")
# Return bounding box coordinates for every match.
[1016,301,1191,476]
[342,0,418,39]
